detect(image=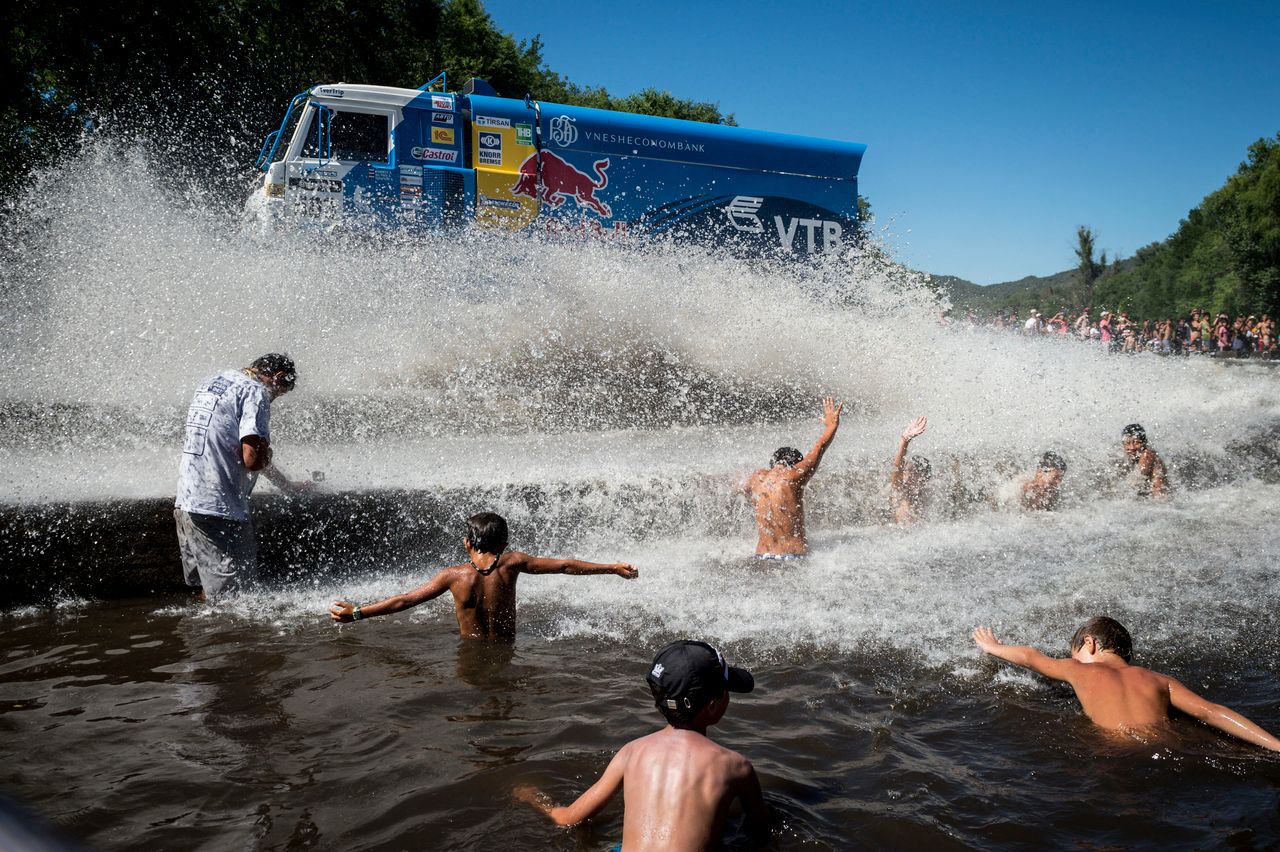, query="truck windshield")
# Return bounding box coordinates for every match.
[301,109,389,163]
